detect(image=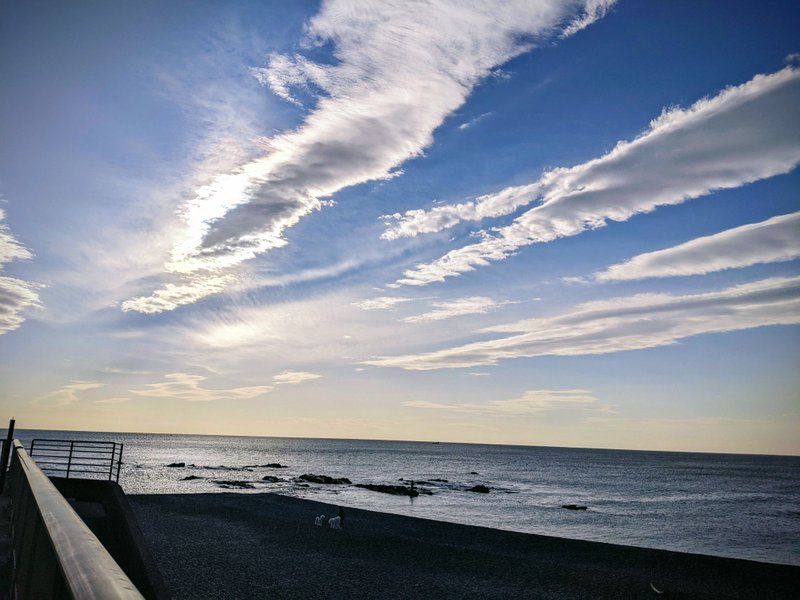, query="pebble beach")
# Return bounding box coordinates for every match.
[129,492,799,599]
